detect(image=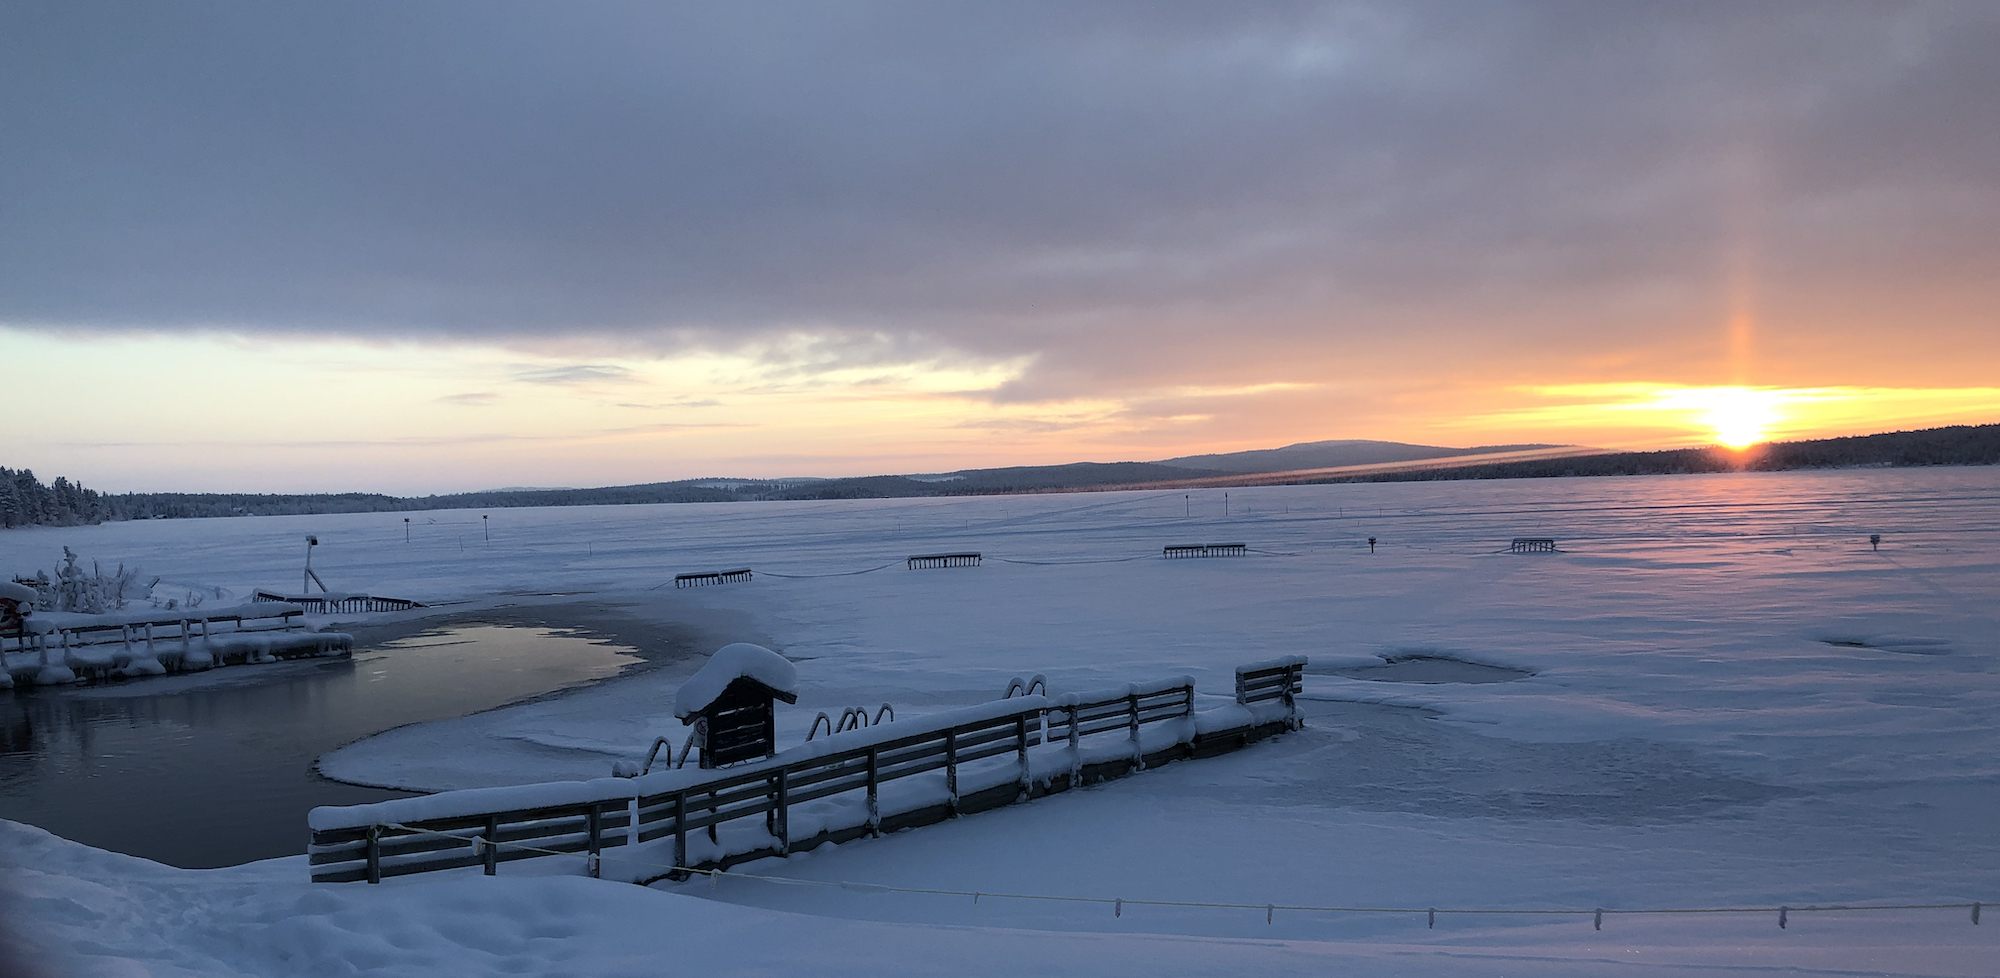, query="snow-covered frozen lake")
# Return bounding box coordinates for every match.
[3,467,1997,975]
